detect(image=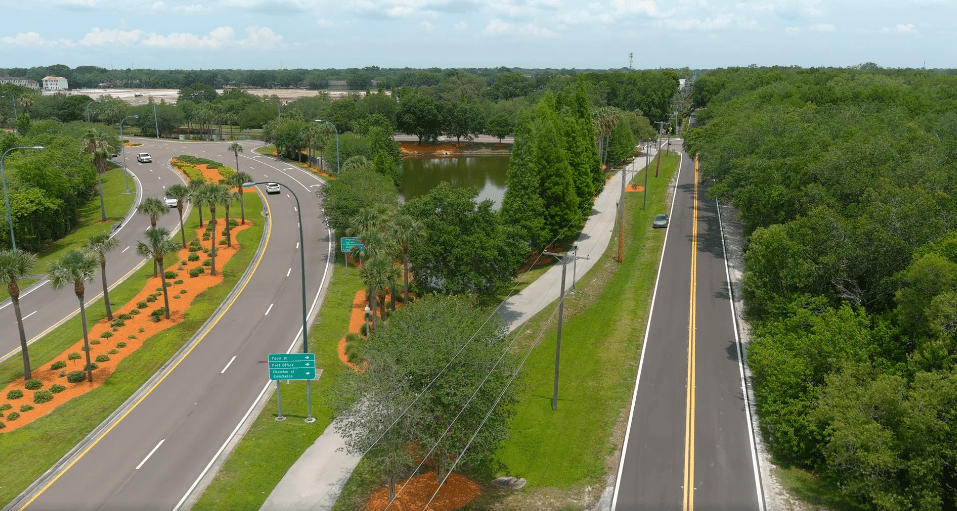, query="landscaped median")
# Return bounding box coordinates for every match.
[192,153,681,511]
